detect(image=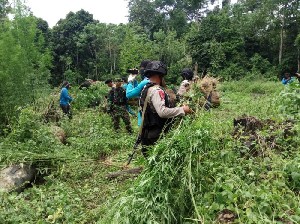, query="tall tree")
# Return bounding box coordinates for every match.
[238,0,300,71]
[187,8,247,78]
[295,34,300,72]
[128,0,165,39]
[50,9,96,85]
[0,0,10,21]
[0,1,51,127]
[76,23,127,80]
[119,25,156,71]
[128,0,209,38]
